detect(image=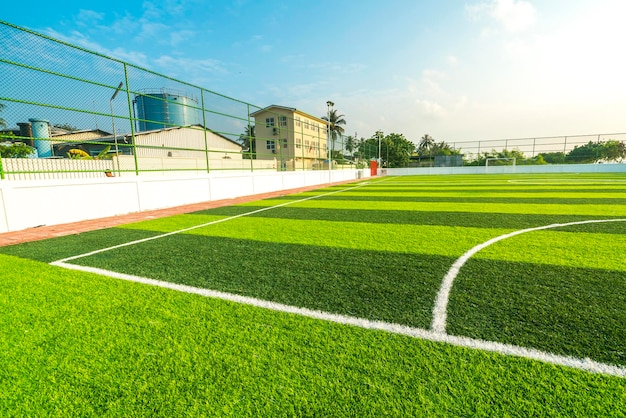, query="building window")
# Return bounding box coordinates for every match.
[279,116,287,127]
[265,117,275,128]
[282,138,288,148]
[295,116,301,127]
[266,140,275,150]
[295,137,302,148]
